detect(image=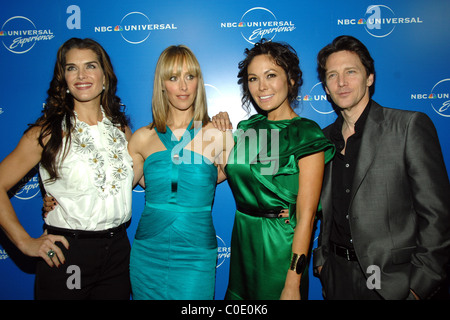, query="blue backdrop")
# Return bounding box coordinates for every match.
[1,0,449,300]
